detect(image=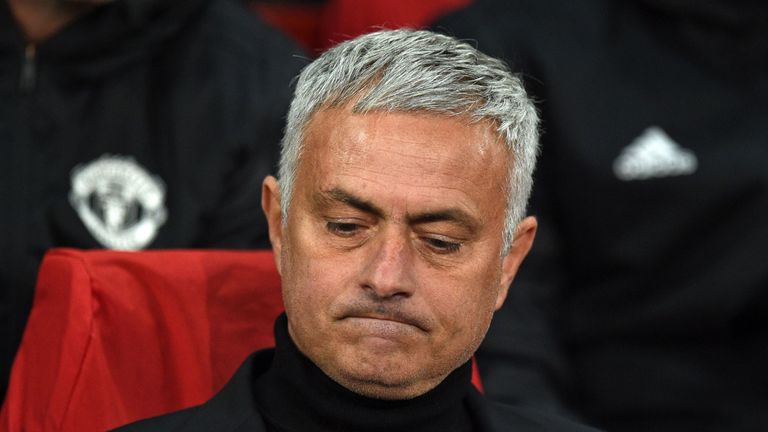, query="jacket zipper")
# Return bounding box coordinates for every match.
[20,44,37,92]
